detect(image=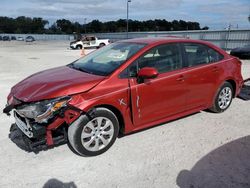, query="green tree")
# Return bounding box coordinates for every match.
[56,19,73,34]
